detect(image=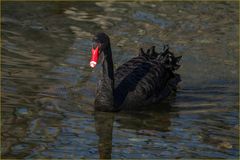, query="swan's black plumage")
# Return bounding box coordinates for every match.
[92,33,181,112]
